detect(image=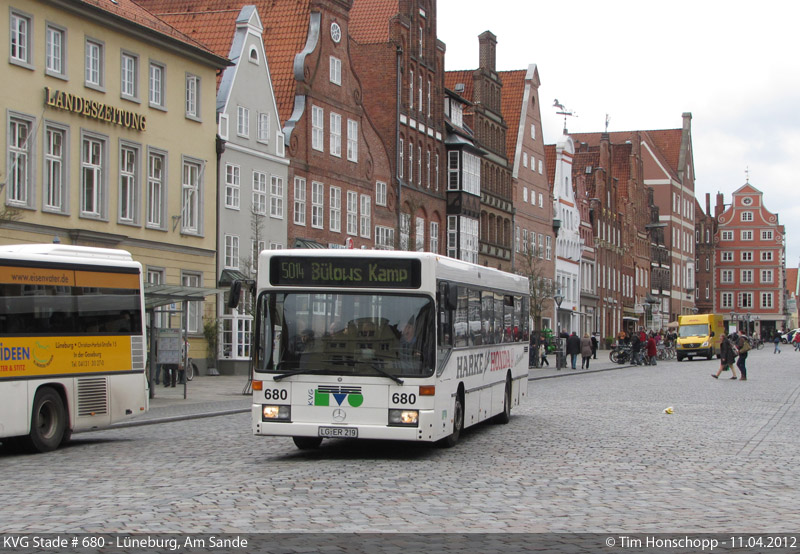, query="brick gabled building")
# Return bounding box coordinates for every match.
[714,184,786,338]
[350,0,446,252]
[445,32,514,271]
[695,194,716,314]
